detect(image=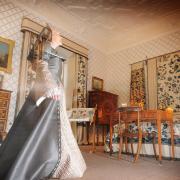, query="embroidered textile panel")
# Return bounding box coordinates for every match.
[74,54,88,108]
[130,67,146,106]
[157,51,180,112]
